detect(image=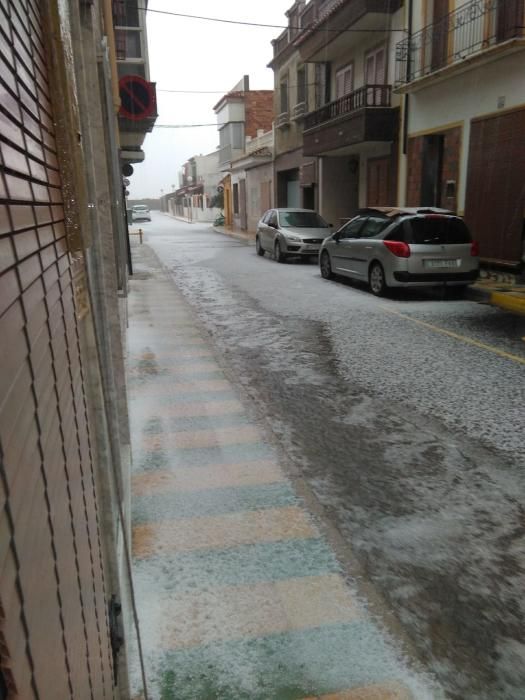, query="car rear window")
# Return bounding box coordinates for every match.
[279,211,328,228]
[406,216,471,244]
